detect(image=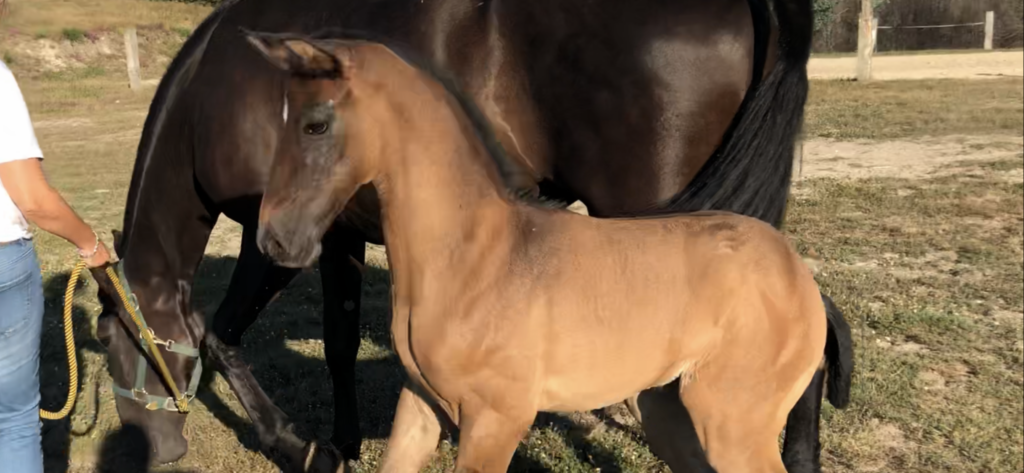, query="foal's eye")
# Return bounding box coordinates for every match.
[303,122,329,135]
